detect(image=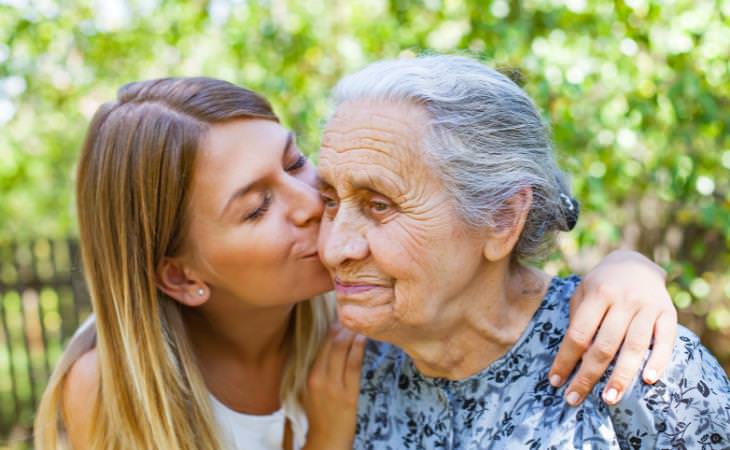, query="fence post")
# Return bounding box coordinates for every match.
[0,237,91,441]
